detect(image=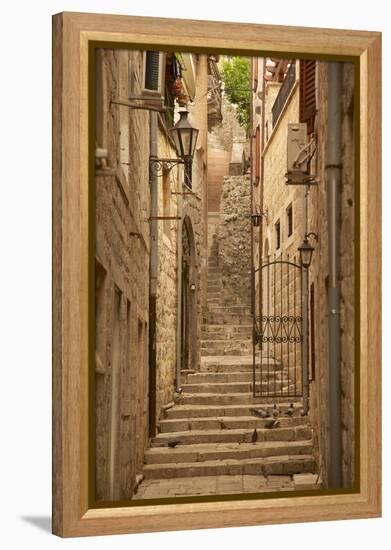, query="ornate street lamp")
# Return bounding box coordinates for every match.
[170,110,199,160]
[251,211,262,227]
[298,232,318,268]
[149,110,198,185]
[251,206,268,227]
